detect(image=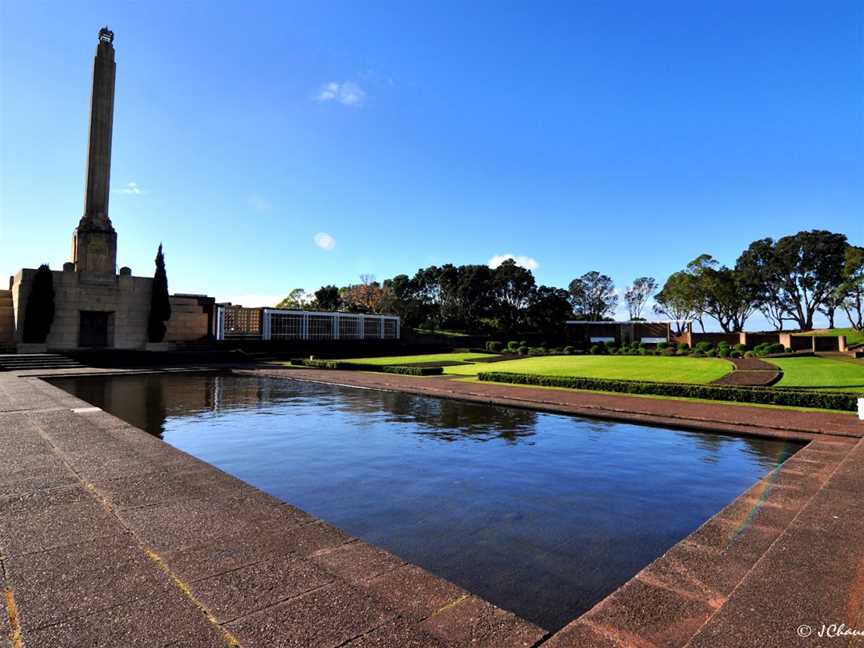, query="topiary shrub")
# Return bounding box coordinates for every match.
[563,345,575,354]
[717,347,731,358]
[589,344,603,355]
[517,345,530,355]
[744,351,755,358]
[677,343,690,352]
[657,342,669,350]
[485,341,503,353]
[528,347,546,356]
[695,341,714,353]
[23,264,55,343]
[734,343,747,353]
[730,350,742,358]
[507,341,521,352]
